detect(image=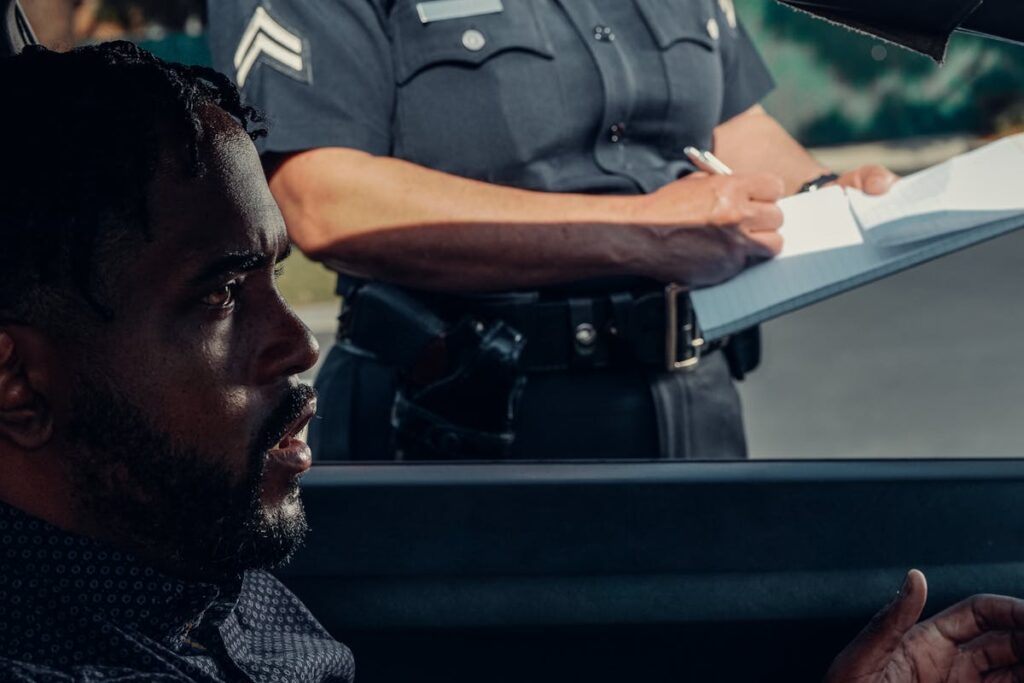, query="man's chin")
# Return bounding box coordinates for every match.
[244,491,308,570]
[259,487,305,531]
